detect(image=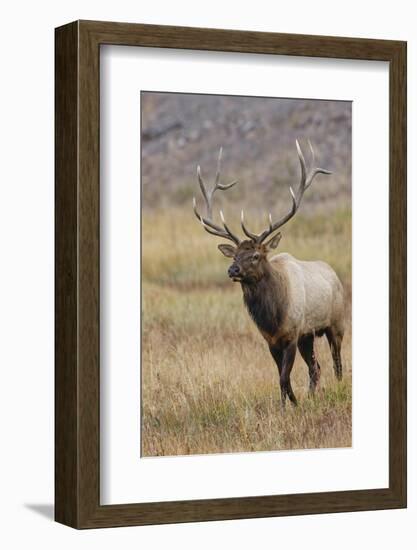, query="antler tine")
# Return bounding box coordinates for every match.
[193,197,240,244]
[192,149,241,244]
[192,196,223,233]
[241,210,260,241]
[214,147,222,189]
[255,140,331,244]
[214,147,239,191]
[308,138,315,165]
[304,138,332,191]
[295,139,307,201]
[197,165,211,217]
[219,210,240,242]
